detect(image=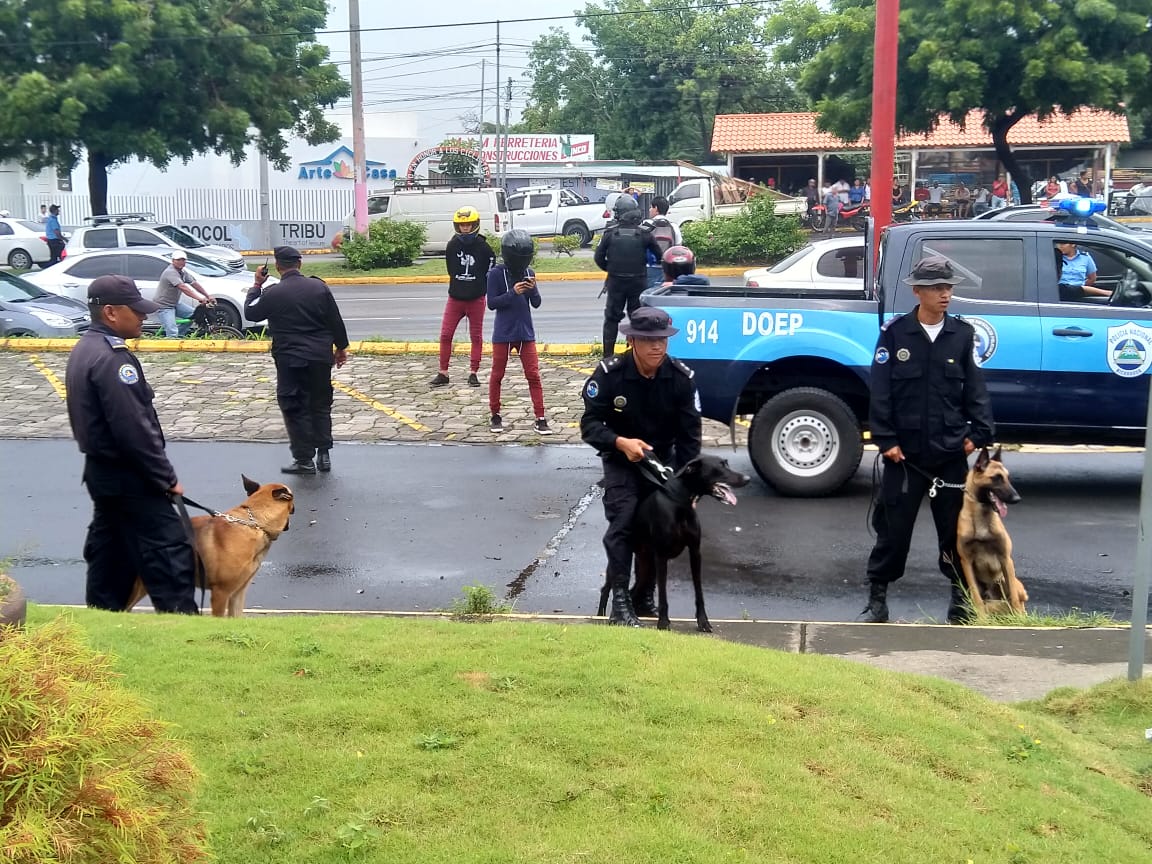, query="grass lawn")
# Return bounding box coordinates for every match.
[17,606,1152,863]
[252,256,602,279]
